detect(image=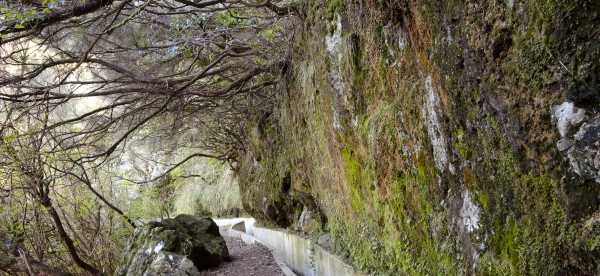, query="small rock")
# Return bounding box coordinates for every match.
[317,234,332,249]
[564,116,600,183]
[298,206,322,233]
[298,207,313,232]
[557,138,574,152]
[232,221,246,233]
[552,101,587,137]
[552,101,600,184]
[574,119,600,145]
[145,252,201,276]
